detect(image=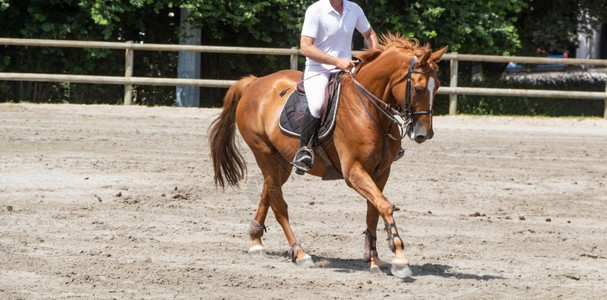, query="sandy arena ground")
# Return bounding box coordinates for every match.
[1,103,606,299]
